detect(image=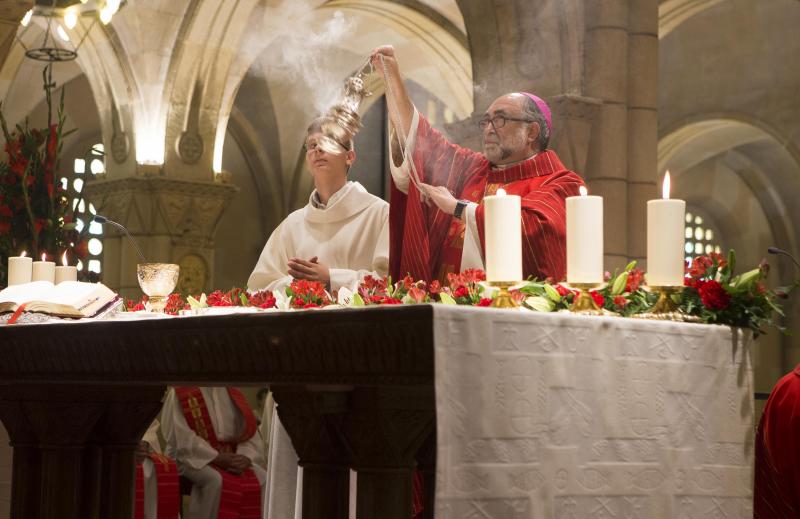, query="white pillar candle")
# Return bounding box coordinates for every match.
[32,253,56,283]
[647,171,686,286]
[8,252,32,286]
[54,251,78,284]
[566,186,604,284]
[484,188,522,282]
